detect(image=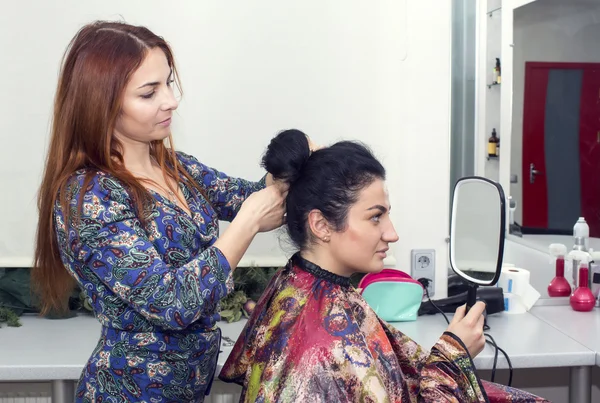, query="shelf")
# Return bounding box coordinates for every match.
[487,155,499,161]
[488,7,501,17]
[488,82,501,89]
